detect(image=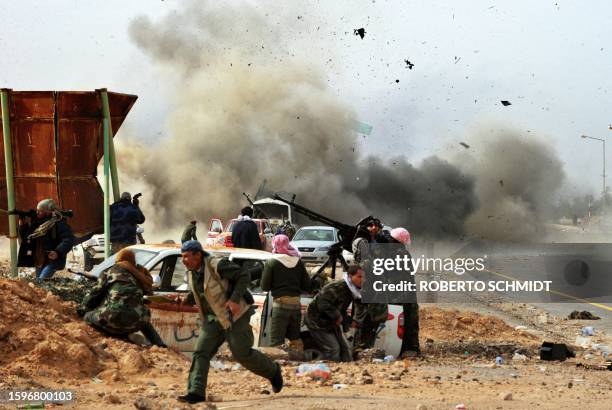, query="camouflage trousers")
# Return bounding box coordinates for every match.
[83,305,149,336]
